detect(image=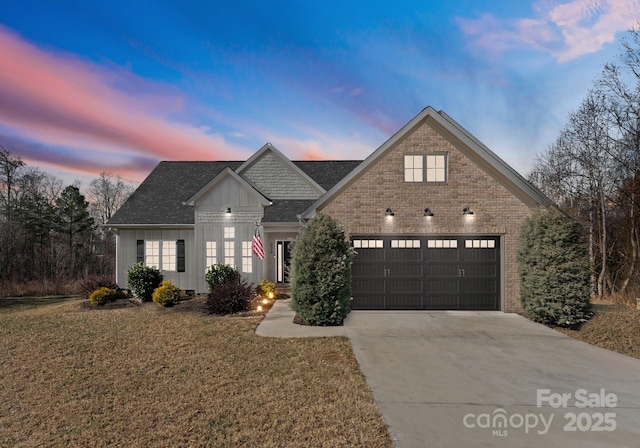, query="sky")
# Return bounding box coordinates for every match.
[1,0,639,187]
